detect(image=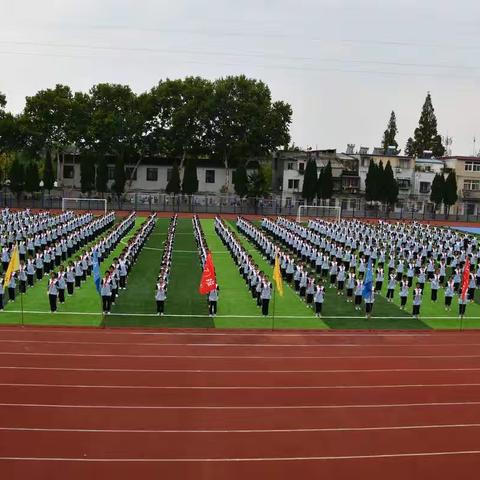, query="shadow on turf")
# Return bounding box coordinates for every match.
[104,314,216,328]
[321,316,432,330]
